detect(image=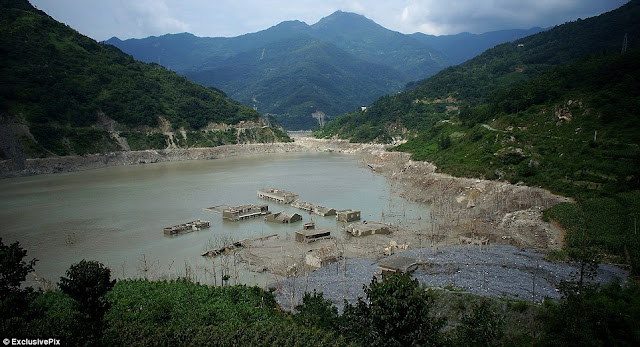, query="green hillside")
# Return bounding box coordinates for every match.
[398,51,640,272]
[0,0,286,162]
[186,36,405,130]
[316,1,640,193]
[309,11,446,77]
[397,50,640,195]
[317,1,639,141]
